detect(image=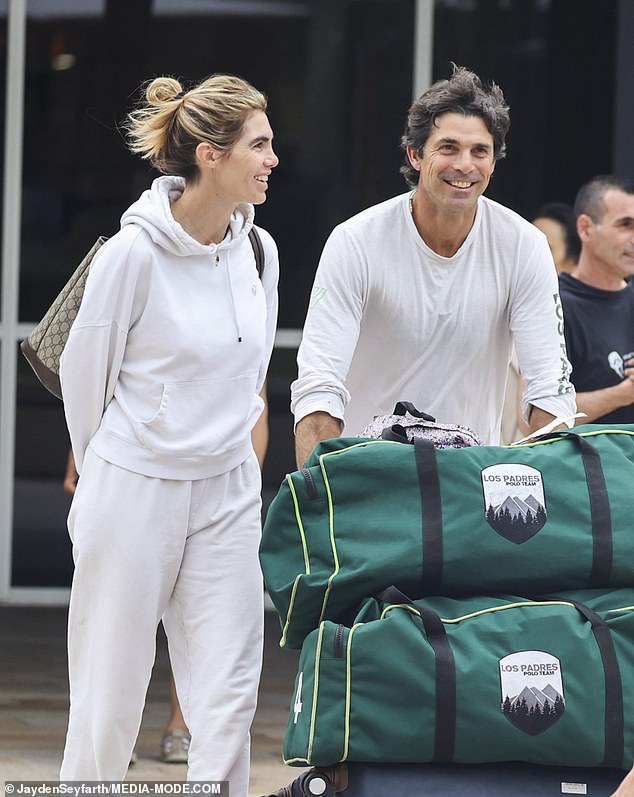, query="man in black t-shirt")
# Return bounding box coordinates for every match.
[559,175,634,424]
